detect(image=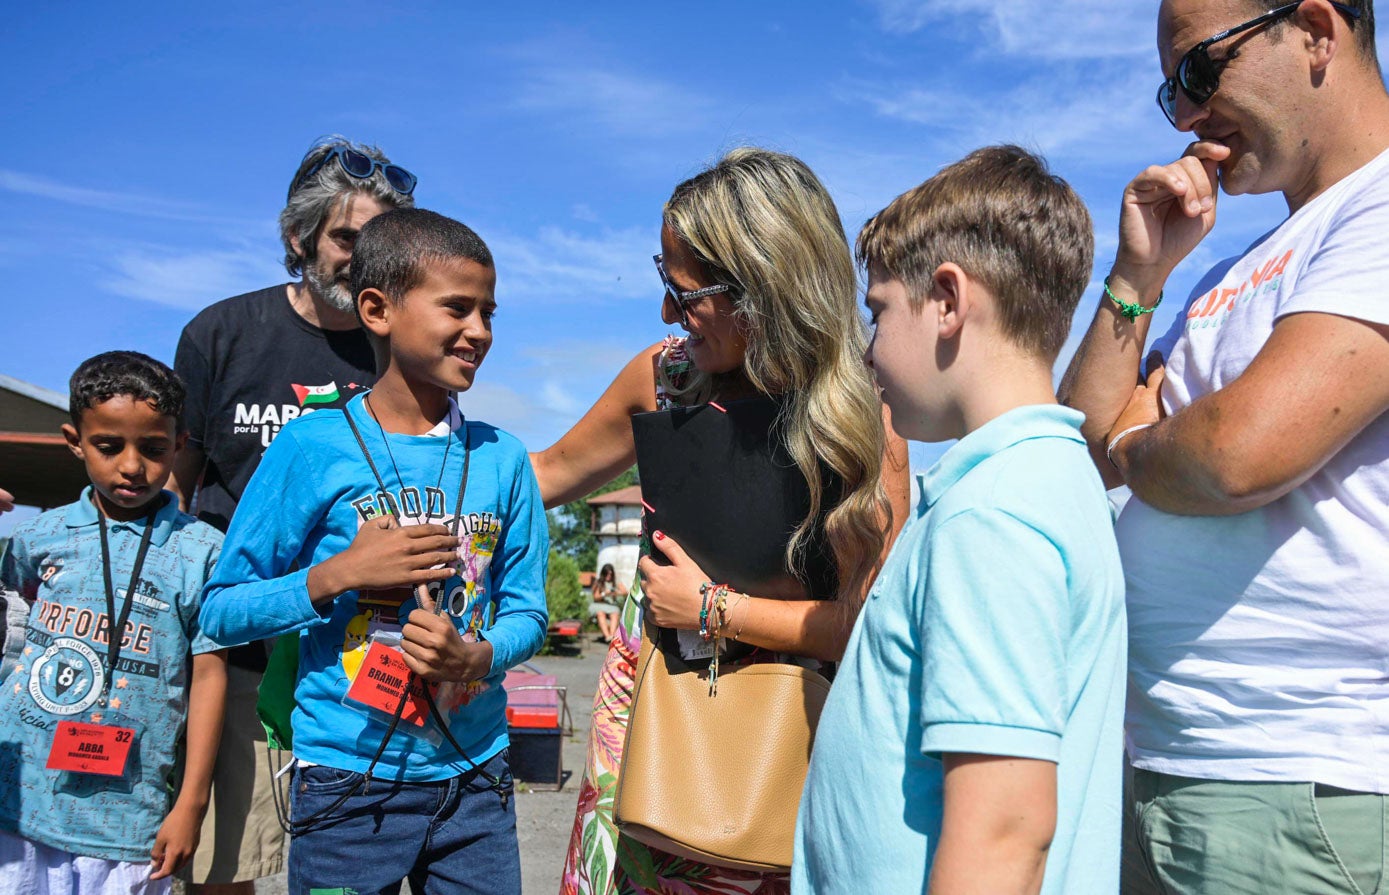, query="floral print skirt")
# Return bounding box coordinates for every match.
[559,593,790,895]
